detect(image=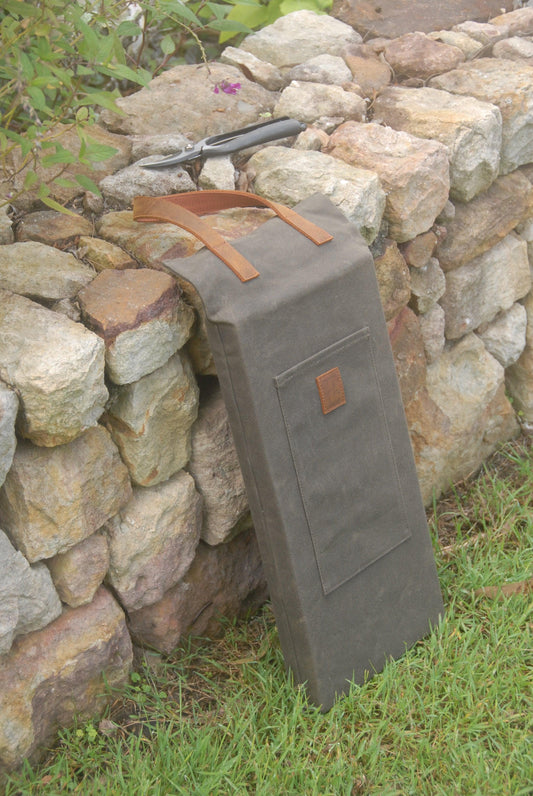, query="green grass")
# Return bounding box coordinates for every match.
[4,438,533,796]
